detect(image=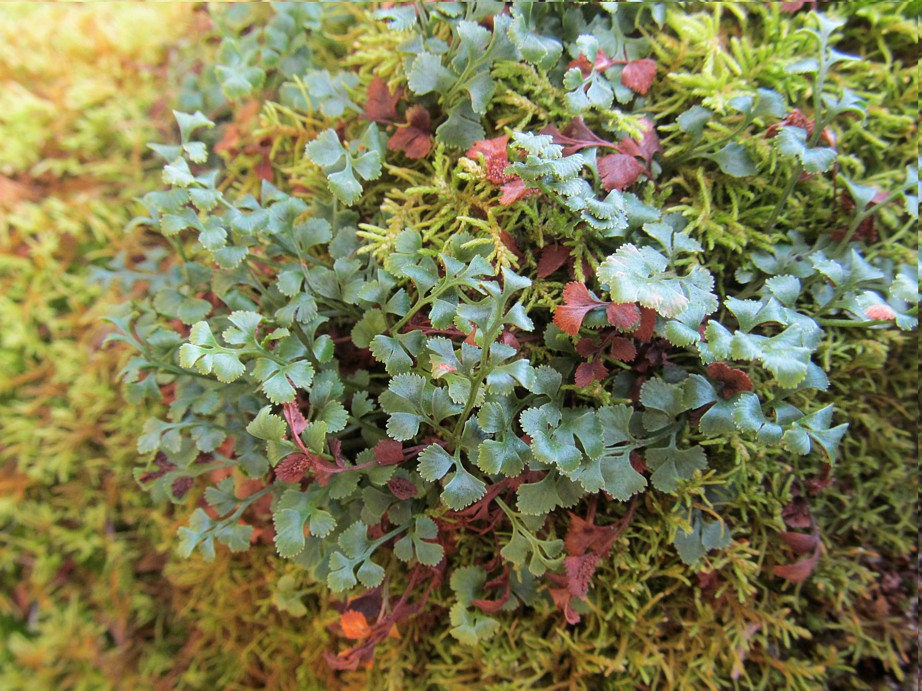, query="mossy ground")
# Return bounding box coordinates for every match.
[0,3,917,690]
